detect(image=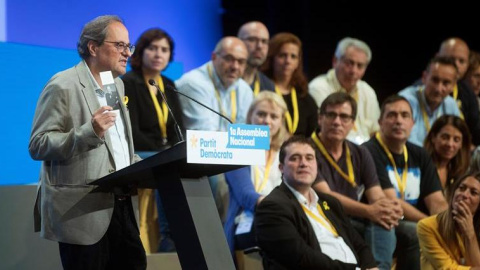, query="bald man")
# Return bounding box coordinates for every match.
[237,21,275,94]
[175,37,254,221]
[438,37,480,145]
[176,36,254,131]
